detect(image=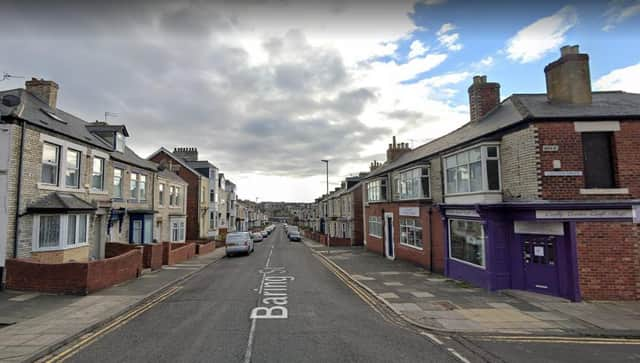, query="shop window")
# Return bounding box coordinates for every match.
[449,219,485,268]
[400,218,423,249]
